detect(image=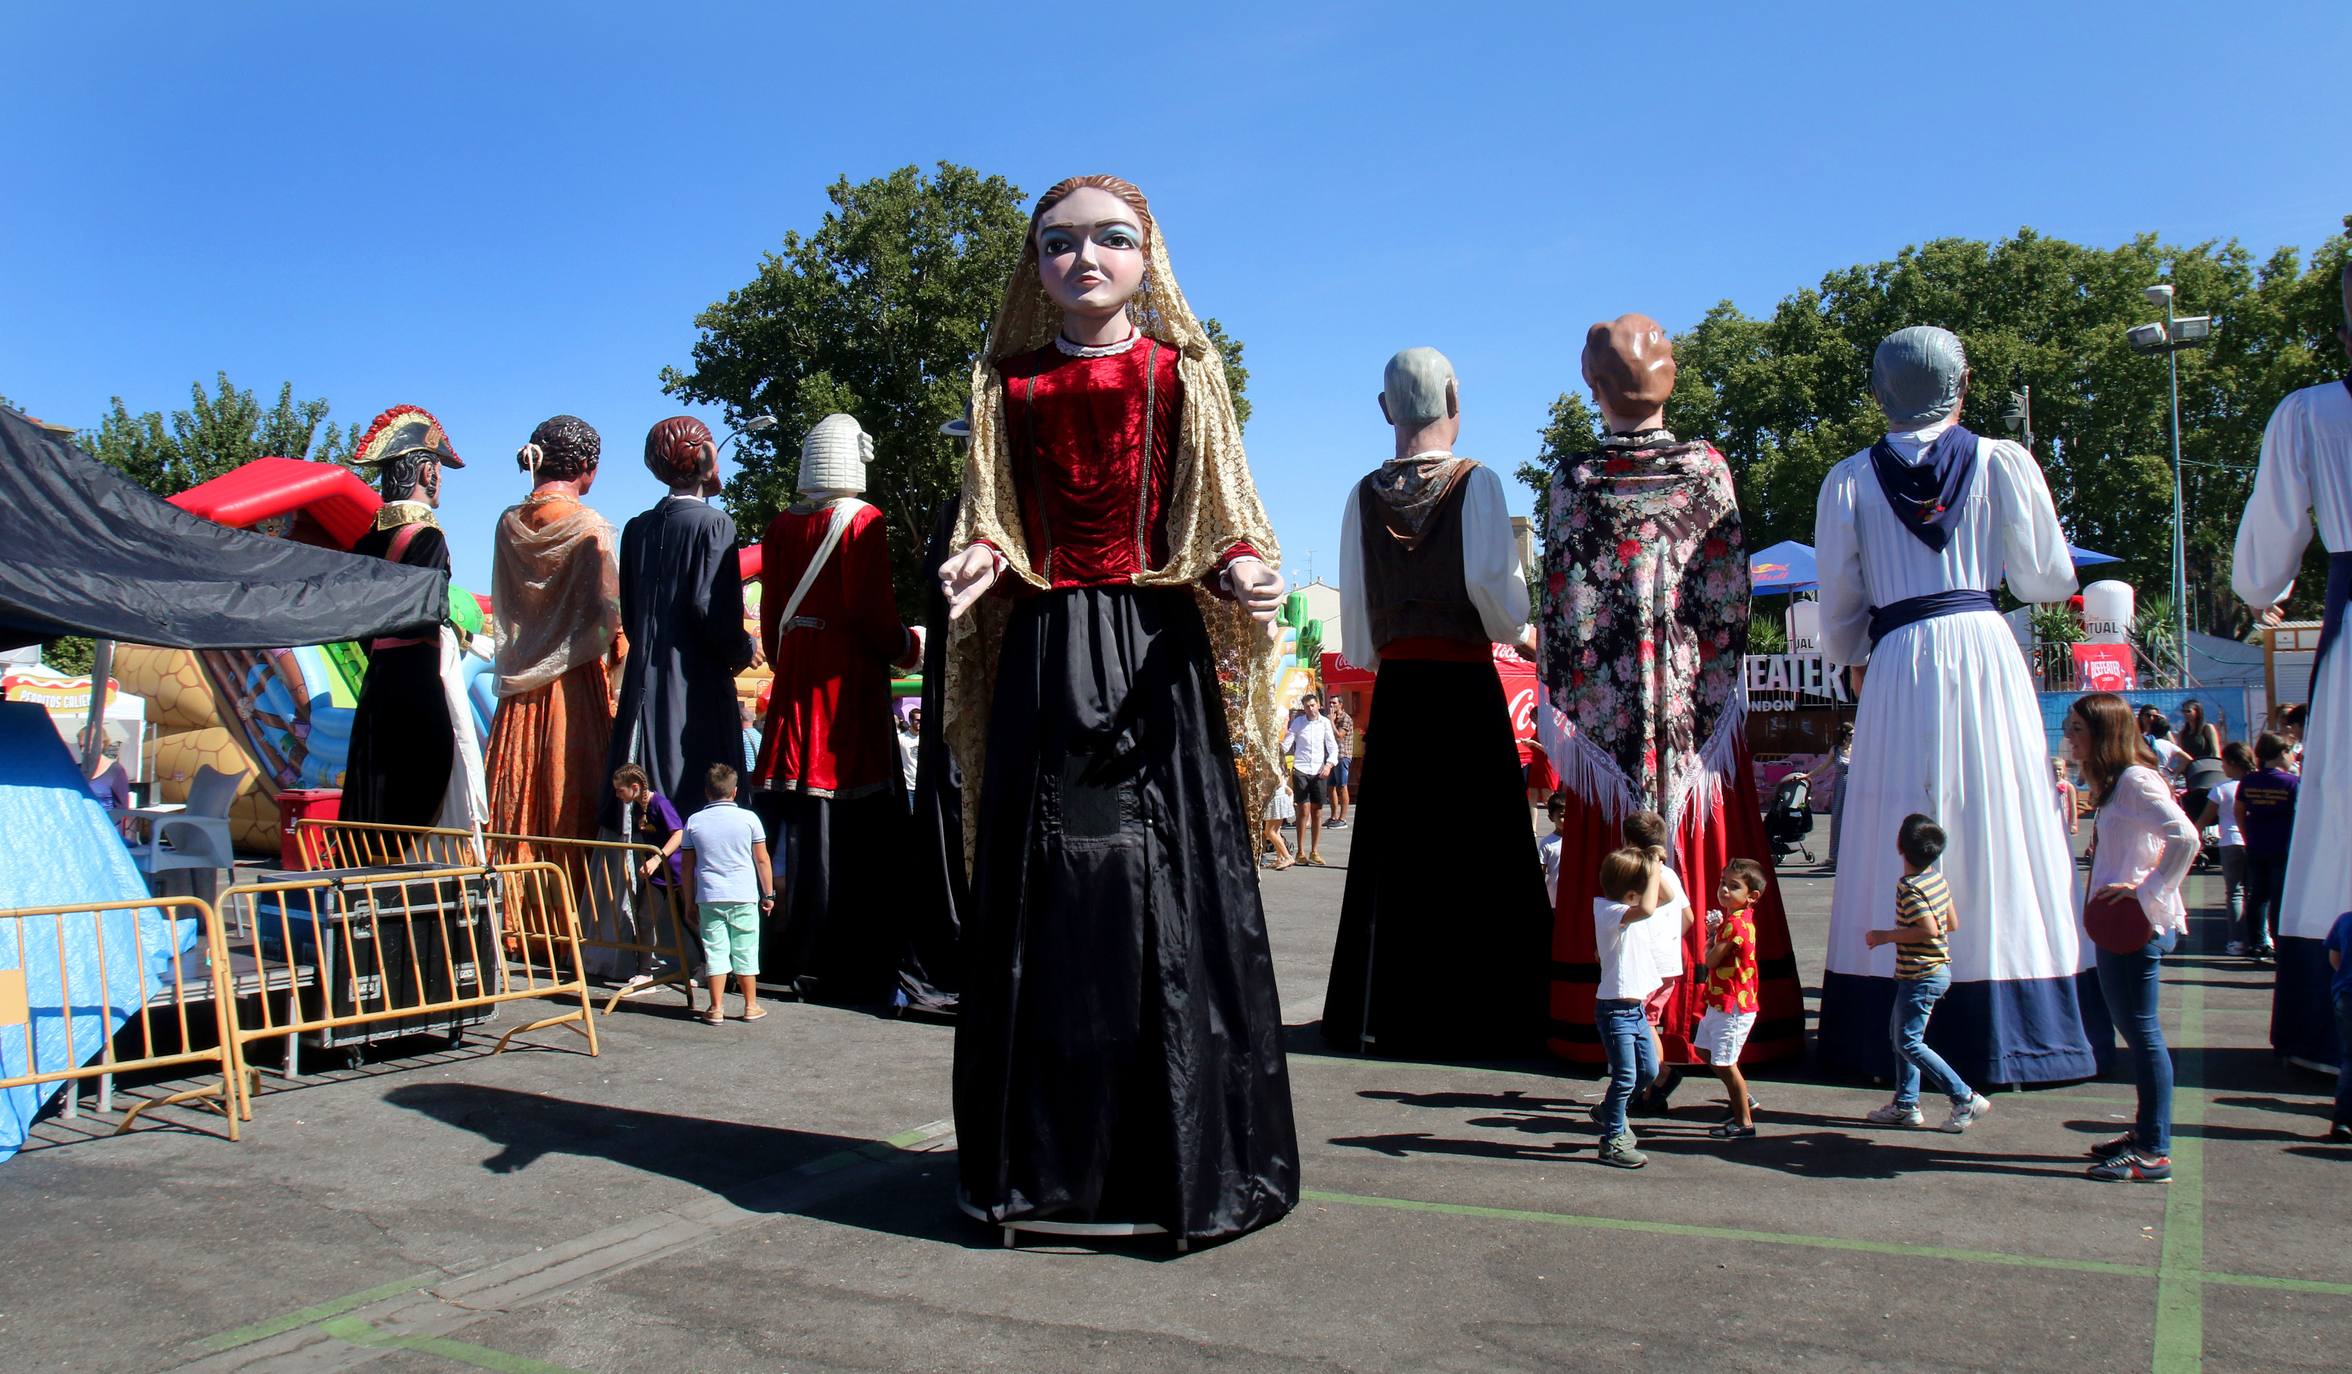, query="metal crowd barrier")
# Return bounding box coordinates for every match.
[217,862,599,1120]
[294,820,697,1013]
[0,894,241,1140]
